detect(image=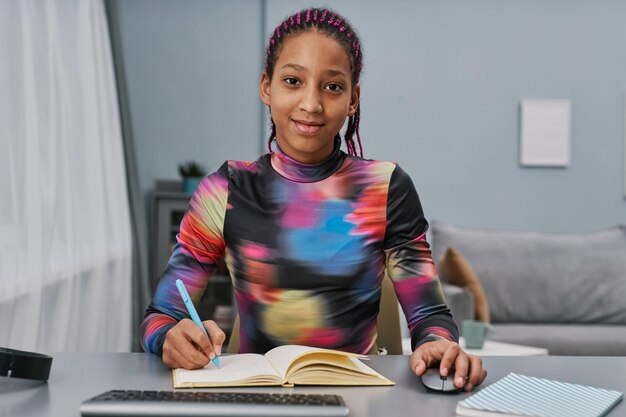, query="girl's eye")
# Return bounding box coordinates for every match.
[326,83,343,92]
[284,77,300,86]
